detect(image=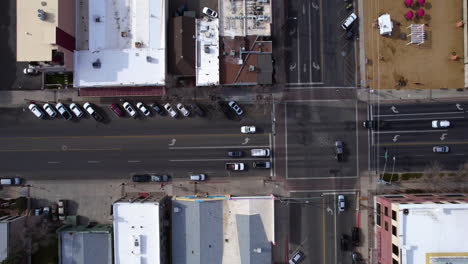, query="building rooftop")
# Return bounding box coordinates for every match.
[172,196,275,264]
[113,199,162,264]
[17,0,58,61]
[169,16,196,76]
[196,17,220,86]
[219,0,272,37]
[74,0,166,87]
[399,203,468,264]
